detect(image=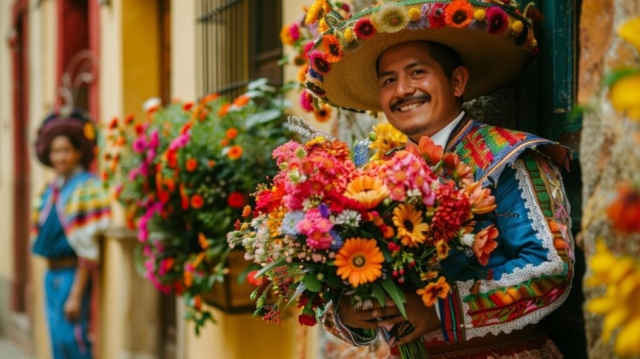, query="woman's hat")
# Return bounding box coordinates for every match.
[303,0,542,112]
[35,108,97,168]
